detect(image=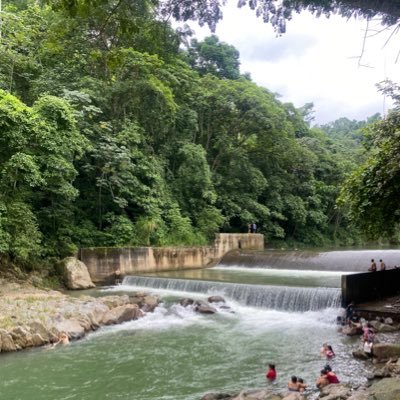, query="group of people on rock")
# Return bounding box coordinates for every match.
[265,343,340,393]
